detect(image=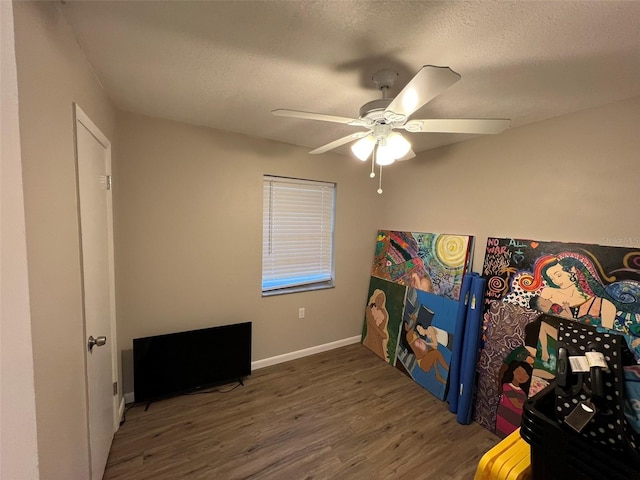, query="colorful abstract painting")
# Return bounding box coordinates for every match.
[476,237,640,435]
[372,230,473,300]
[473,300,542,434]
[395,288,458,400]
[482,238,640,337]
[361,276,407,365]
